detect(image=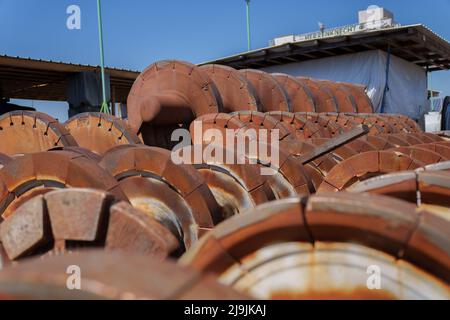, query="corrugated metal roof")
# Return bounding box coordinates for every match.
[0,55,140,102]
[0,54,140,74]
